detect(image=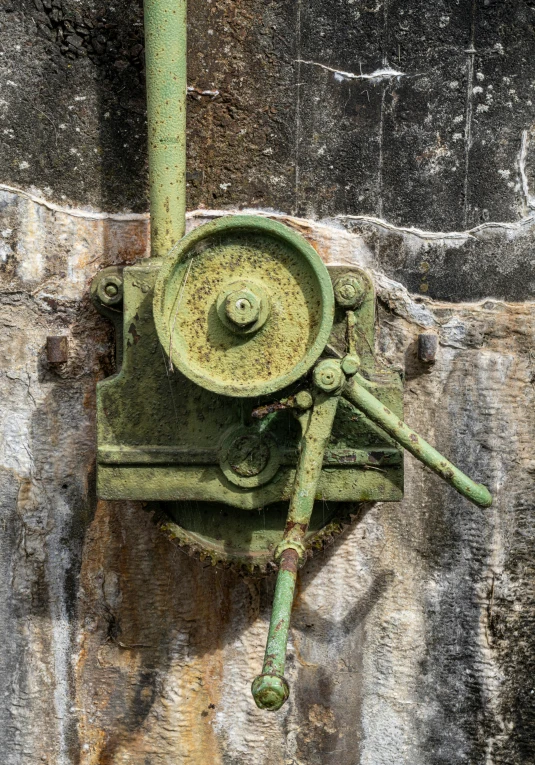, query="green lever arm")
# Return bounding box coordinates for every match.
[343,374,492,508]
[252,361,491,714]
[251,379,341,711]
